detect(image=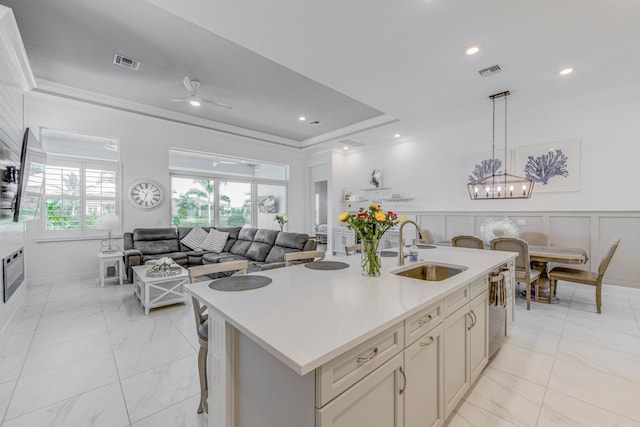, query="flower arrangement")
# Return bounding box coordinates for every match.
[146,257,181,277]
[274,213,288,231]
[339,203,406,276]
